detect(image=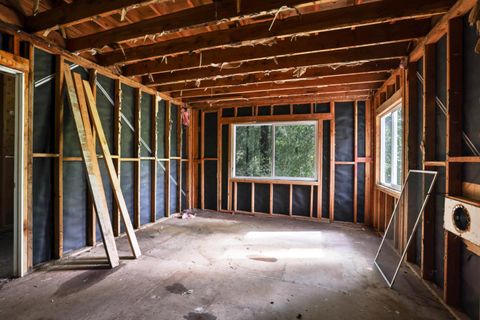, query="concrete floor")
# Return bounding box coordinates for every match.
[0,211,453,320]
